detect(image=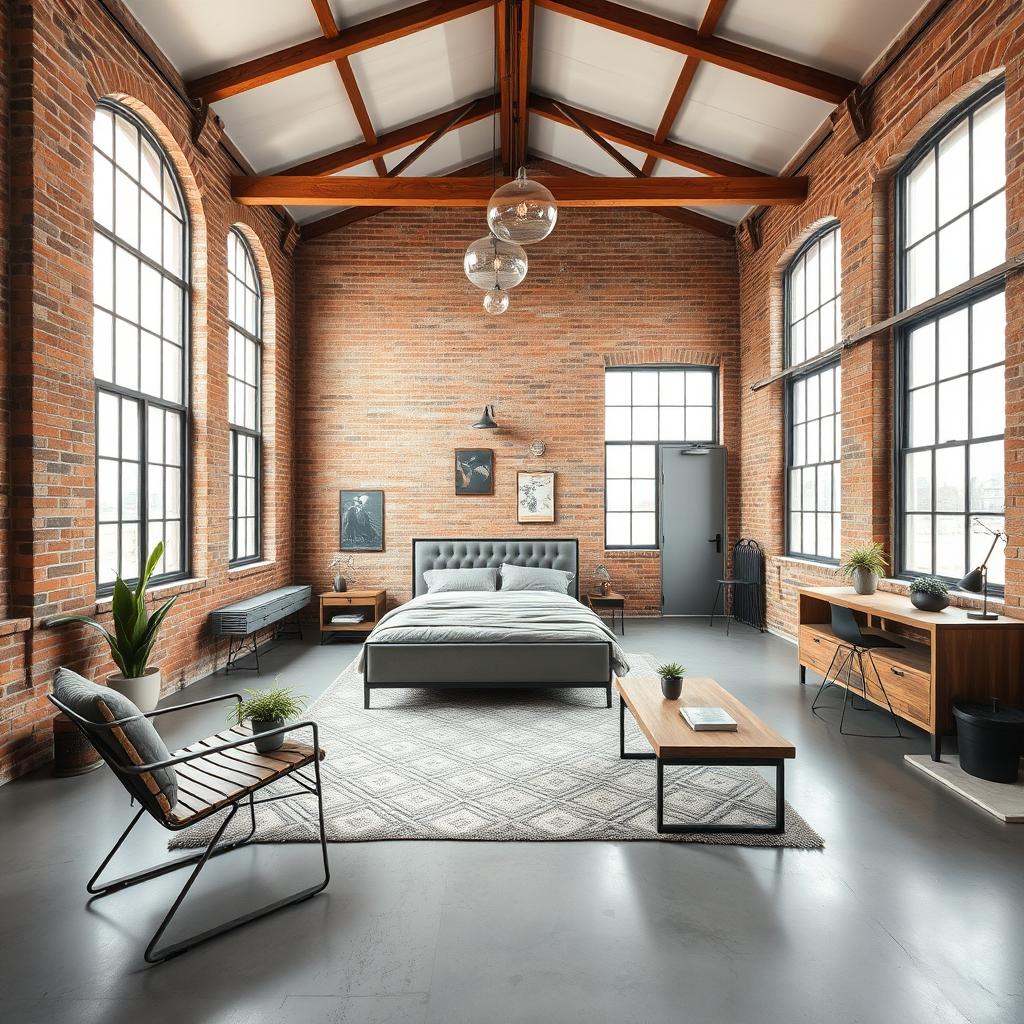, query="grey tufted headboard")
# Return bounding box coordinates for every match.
[412,538,580,599]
